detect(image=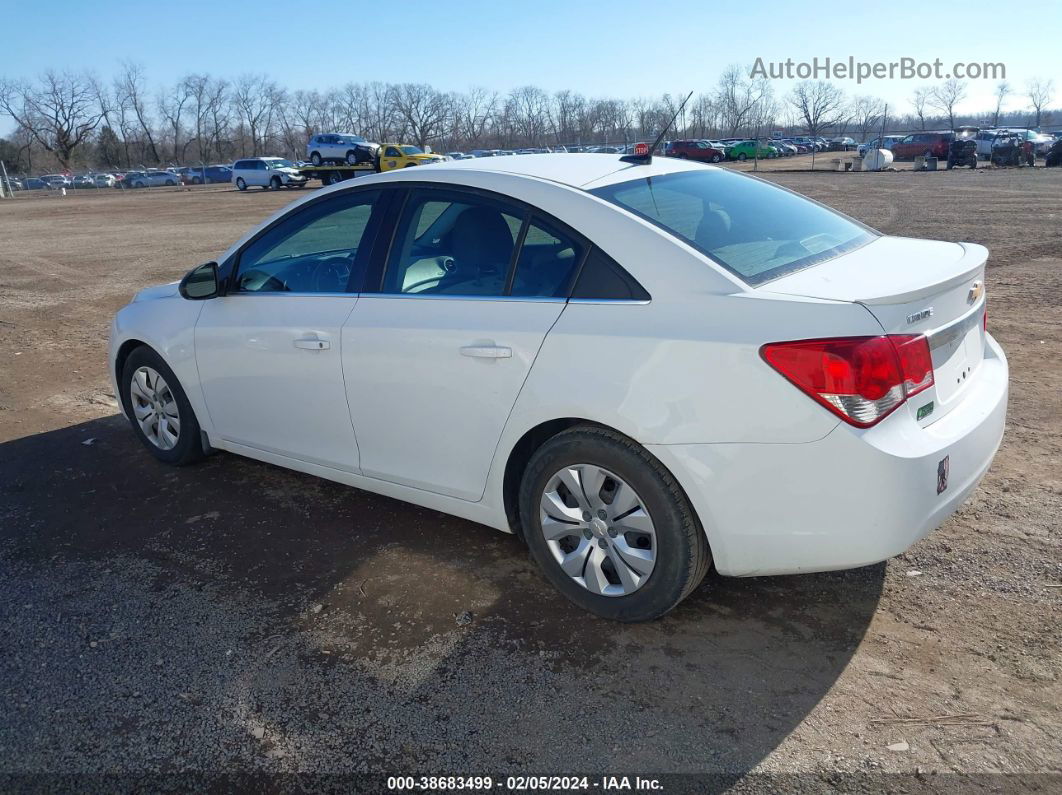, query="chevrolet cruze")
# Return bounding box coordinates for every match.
[109,154,1008,621]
